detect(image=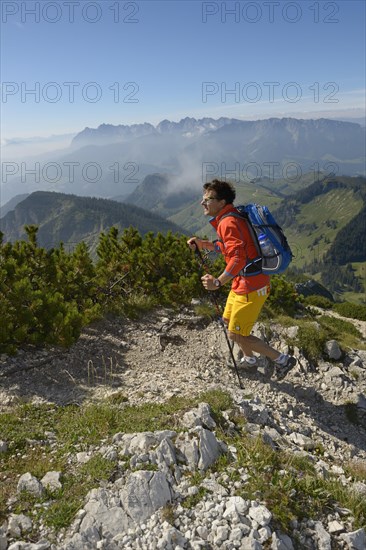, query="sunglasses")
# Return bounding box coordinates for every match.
[201,196,218,205]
